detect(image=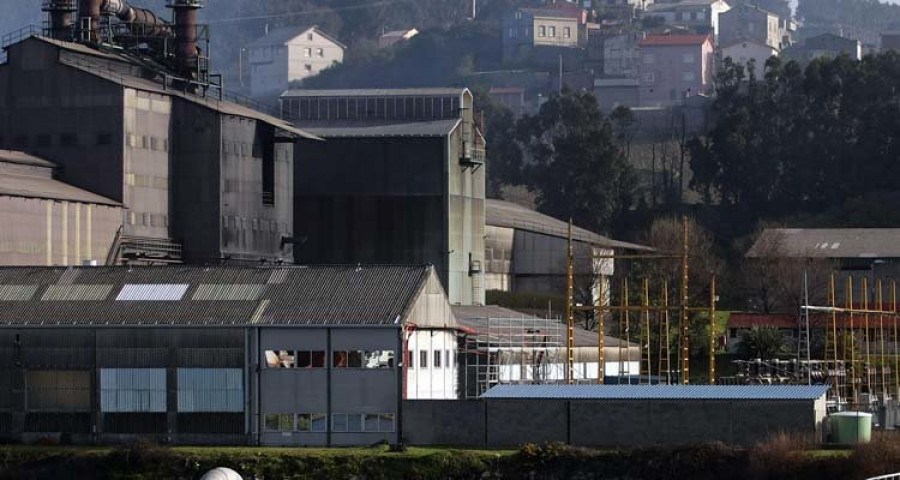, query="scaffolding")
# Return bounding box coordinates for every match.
[462,315,565,398]
[566,215,719,385]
